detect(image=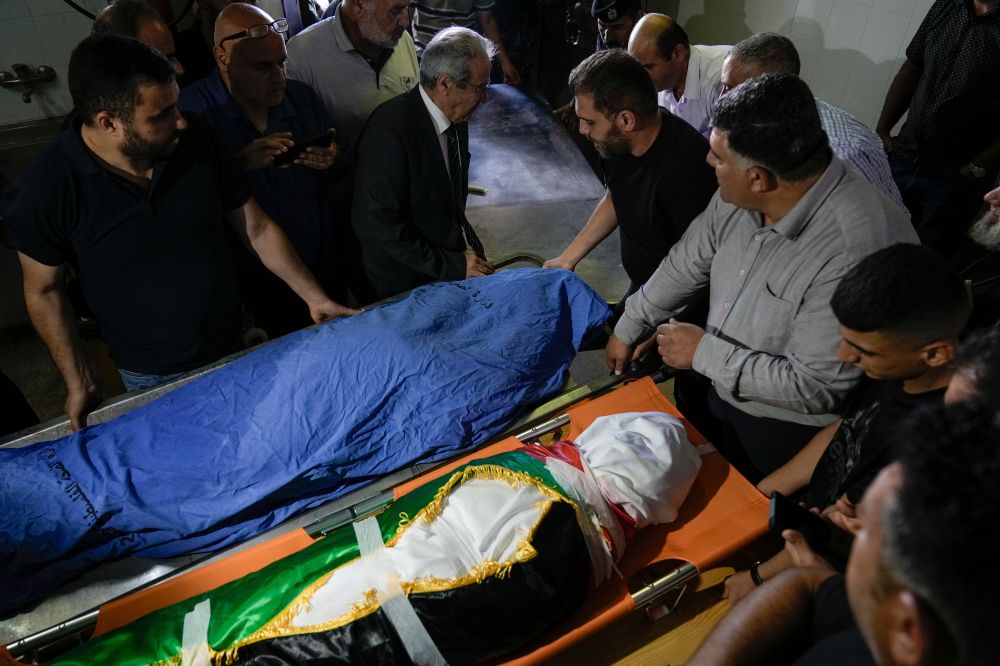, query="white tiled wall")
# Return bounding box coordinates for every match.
[0,0,103,128]
[675,0,937,128]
